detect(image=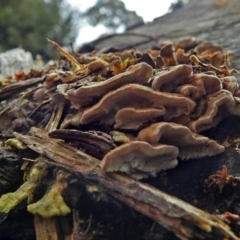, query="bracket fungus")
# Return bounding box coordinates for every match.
[3,37,240,240]
[189,73,223,98]
[80,83,196,125]
[174,37,203,51]
[137,122,224,160]
[159,43,178,66]
[152,64,192,92]
[100,141,179,179]
[114,107,166,130]
[188,90,240,133]
[194,42,223,55]
[57,62,153,109]
[175,48,192,65]
[176,84,200,100]
[86,59,109,74]
[207,51,226,68]
[176,73,223,101]
[221,76,239,94]
[1,38,239,184]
